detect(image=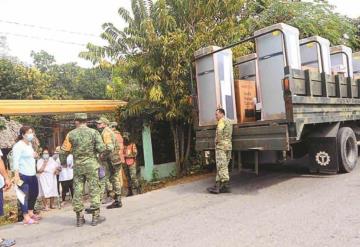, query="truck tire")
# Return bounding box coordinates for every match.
[337,127,358,173]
